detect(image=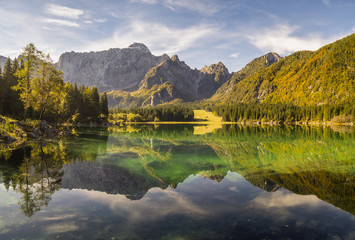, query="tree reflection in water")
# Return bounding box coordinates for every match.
[1,128,109,217]
[0,125,353,218]
[12,142,65,217]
